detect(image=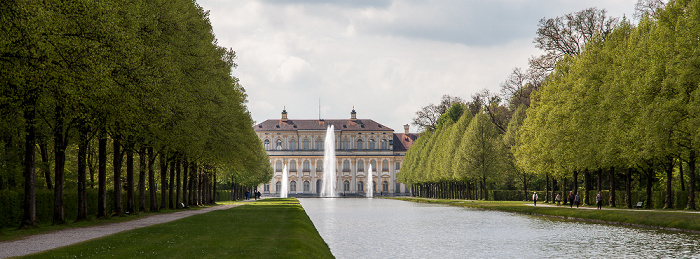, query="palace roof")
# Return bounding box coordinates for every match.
[254,119,394,132]
[393,133,419,152]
